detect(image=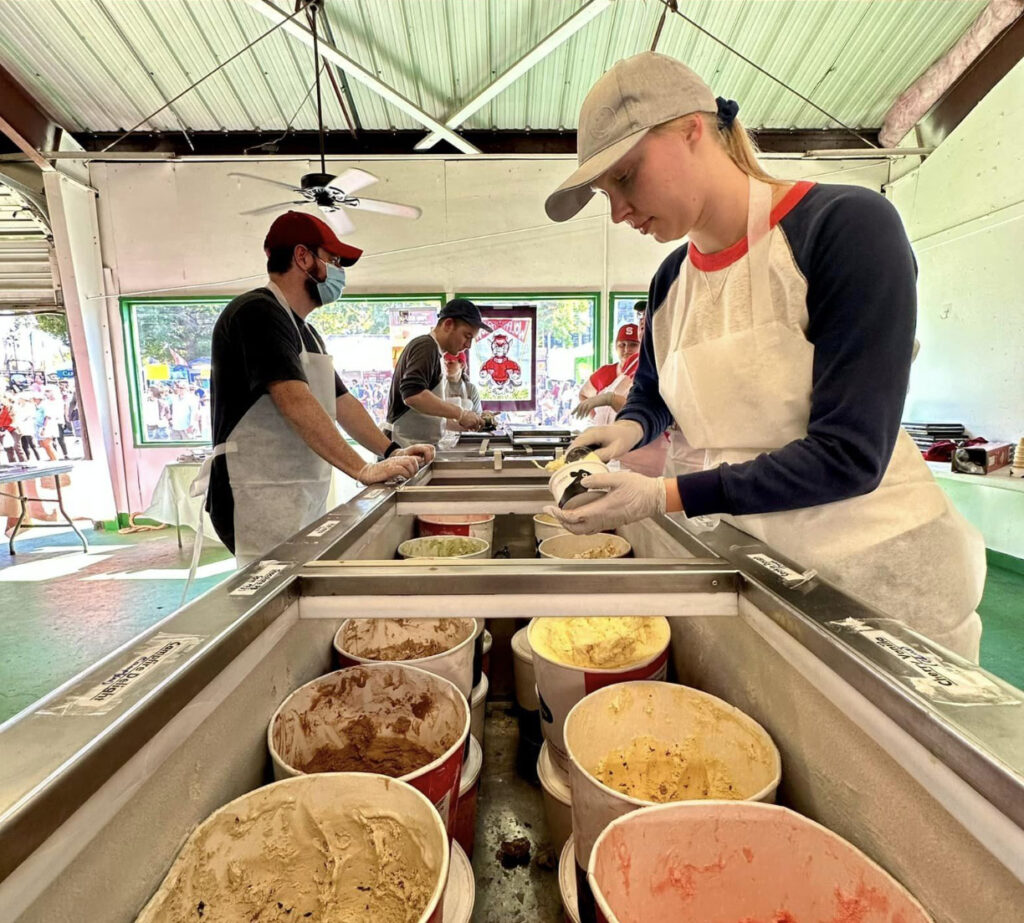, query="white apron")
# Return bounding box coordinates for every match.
[190,293,337,573]
[659,178,984,659]
[664,425,706,477]
[587,365,669,477]
[390,345,449,447]
[445,378,475,412]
